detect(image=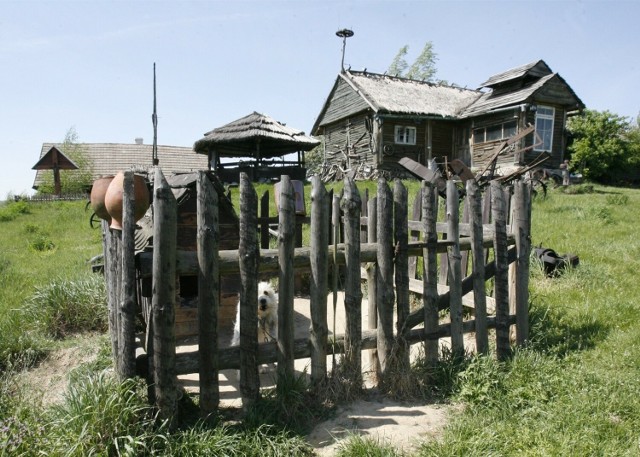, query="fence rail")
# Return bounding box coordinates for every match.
[102,169,531,421]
